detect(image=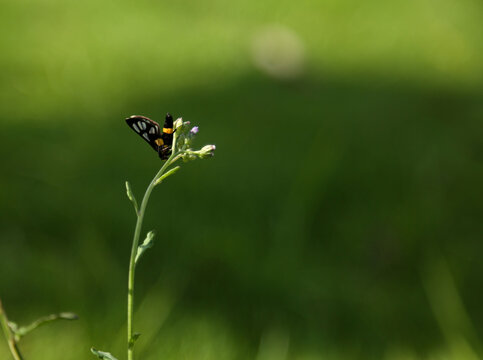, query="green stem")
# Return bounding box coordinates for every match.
[0,298,24,360]
[15,312,78,339]
[127,134,178,360]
